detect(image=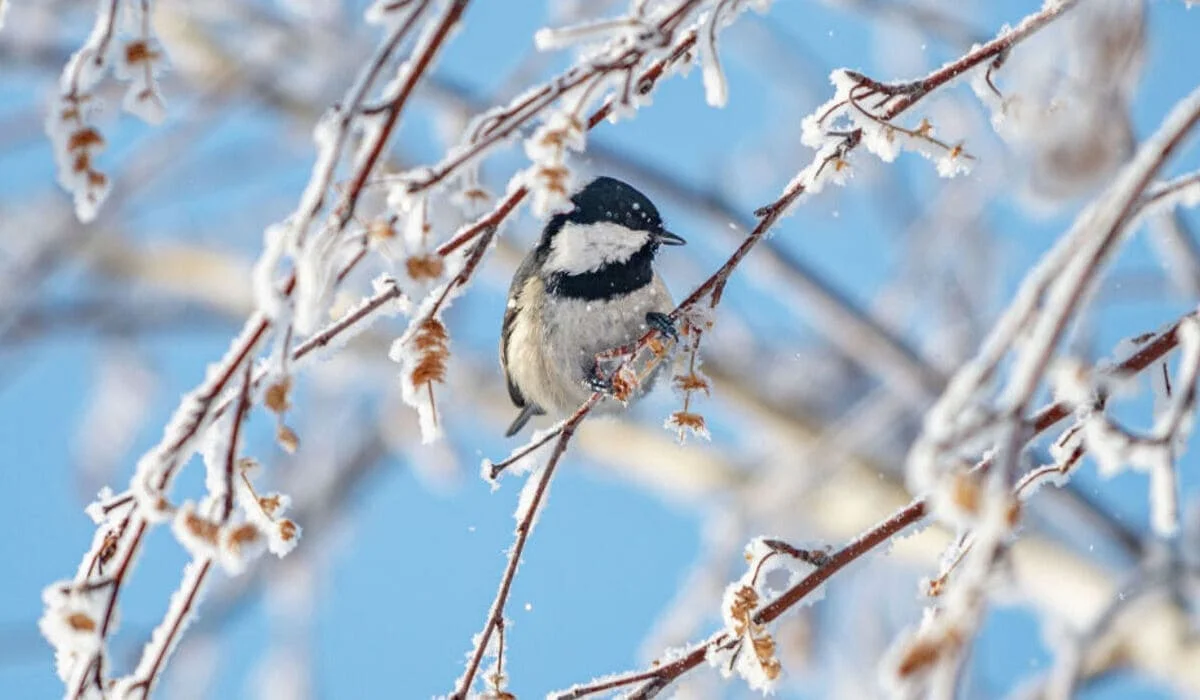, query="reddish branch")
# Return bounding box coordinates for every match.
[551,312,1198,699]
[432,26,702,258]
[845,0,1080,121]
[451,395,601,699]
[403,0,704,196]
[63,0,120,98]
[55,1,474,692]
[123,561,213,699]
[336,0,469,228]
[221,359,254,522]
[553,500,927,700]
